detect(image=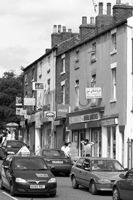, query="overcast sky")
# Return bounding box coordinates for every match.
[0,0,132,77]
